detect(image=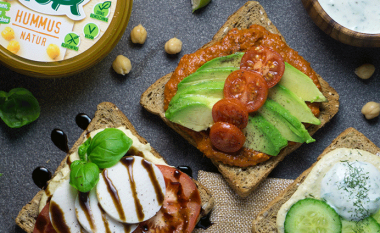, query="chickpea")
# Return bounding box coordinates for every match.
[130,24,147,44]
[355,64,375,80]
[46,44,60,59]
[7,40,20,54]
[165,37,182,54]
[112,55,132,75]
[1,27,15,41]
[361,102,380,120]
